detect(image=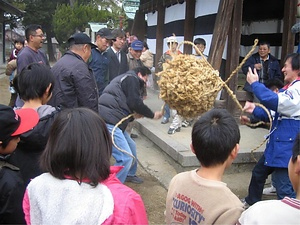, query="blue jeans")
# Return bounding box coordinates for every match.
[163,103,170,119]
[106,124,137,183]
[9,72,14,82]
[245,155,295,205]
